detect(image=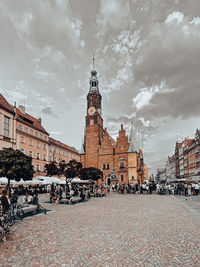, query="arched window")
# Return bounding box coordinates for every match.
[92,81,96,87]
